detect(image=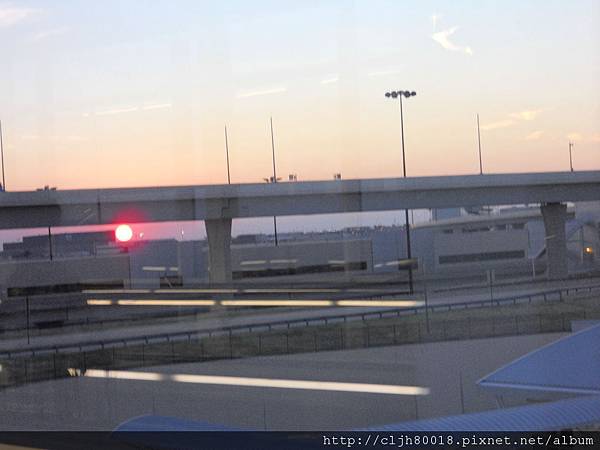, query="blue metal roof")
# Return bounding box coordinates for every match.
[365,395,600,431]
[478,323,600,394]
[114,414,242,432]
[115,396,600,433]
